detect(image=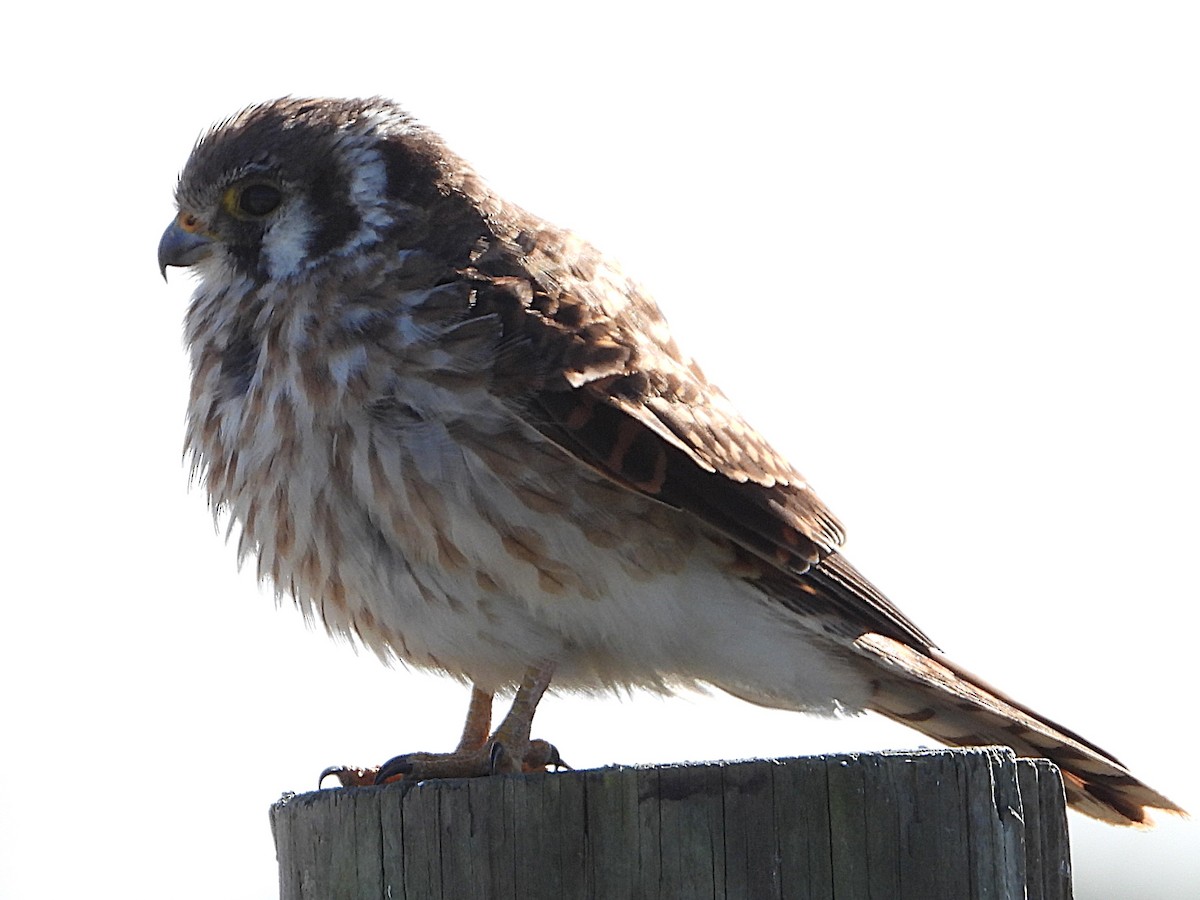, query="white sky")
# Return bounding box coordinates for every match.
[2,2,1197,897]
